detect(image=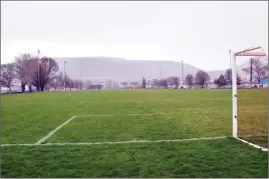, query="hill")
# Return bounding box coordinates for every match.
[55,57,211,82]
